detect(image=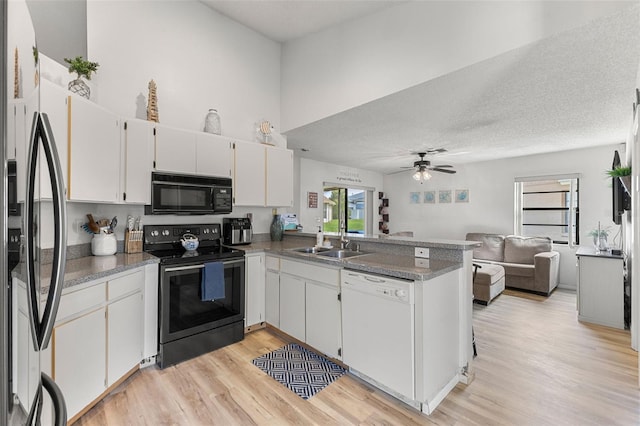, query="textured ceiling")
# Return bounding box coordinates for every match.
[285,5,640,174]
[200,0,404,42]
[201,1,640,175]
